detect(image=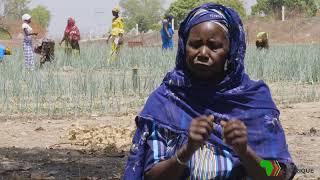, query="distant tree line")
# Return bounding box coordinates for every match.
[119,0,320,32]
[2,0,51,28]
